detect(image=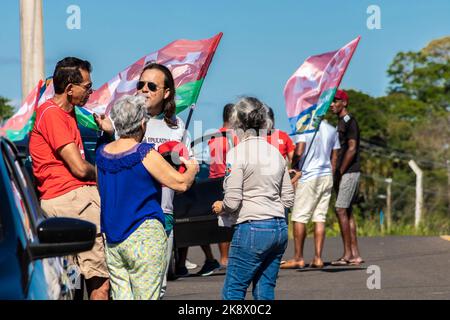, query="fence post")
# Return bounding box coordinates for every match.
[385,178,392,232]
[408,160,423,229]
